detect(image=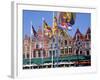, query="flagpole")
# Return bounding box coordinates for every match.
[29,21,32,65]
[56,19,59,67]
[51,12,54,68]
[42,17,44,66]
[54,14,59,67]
